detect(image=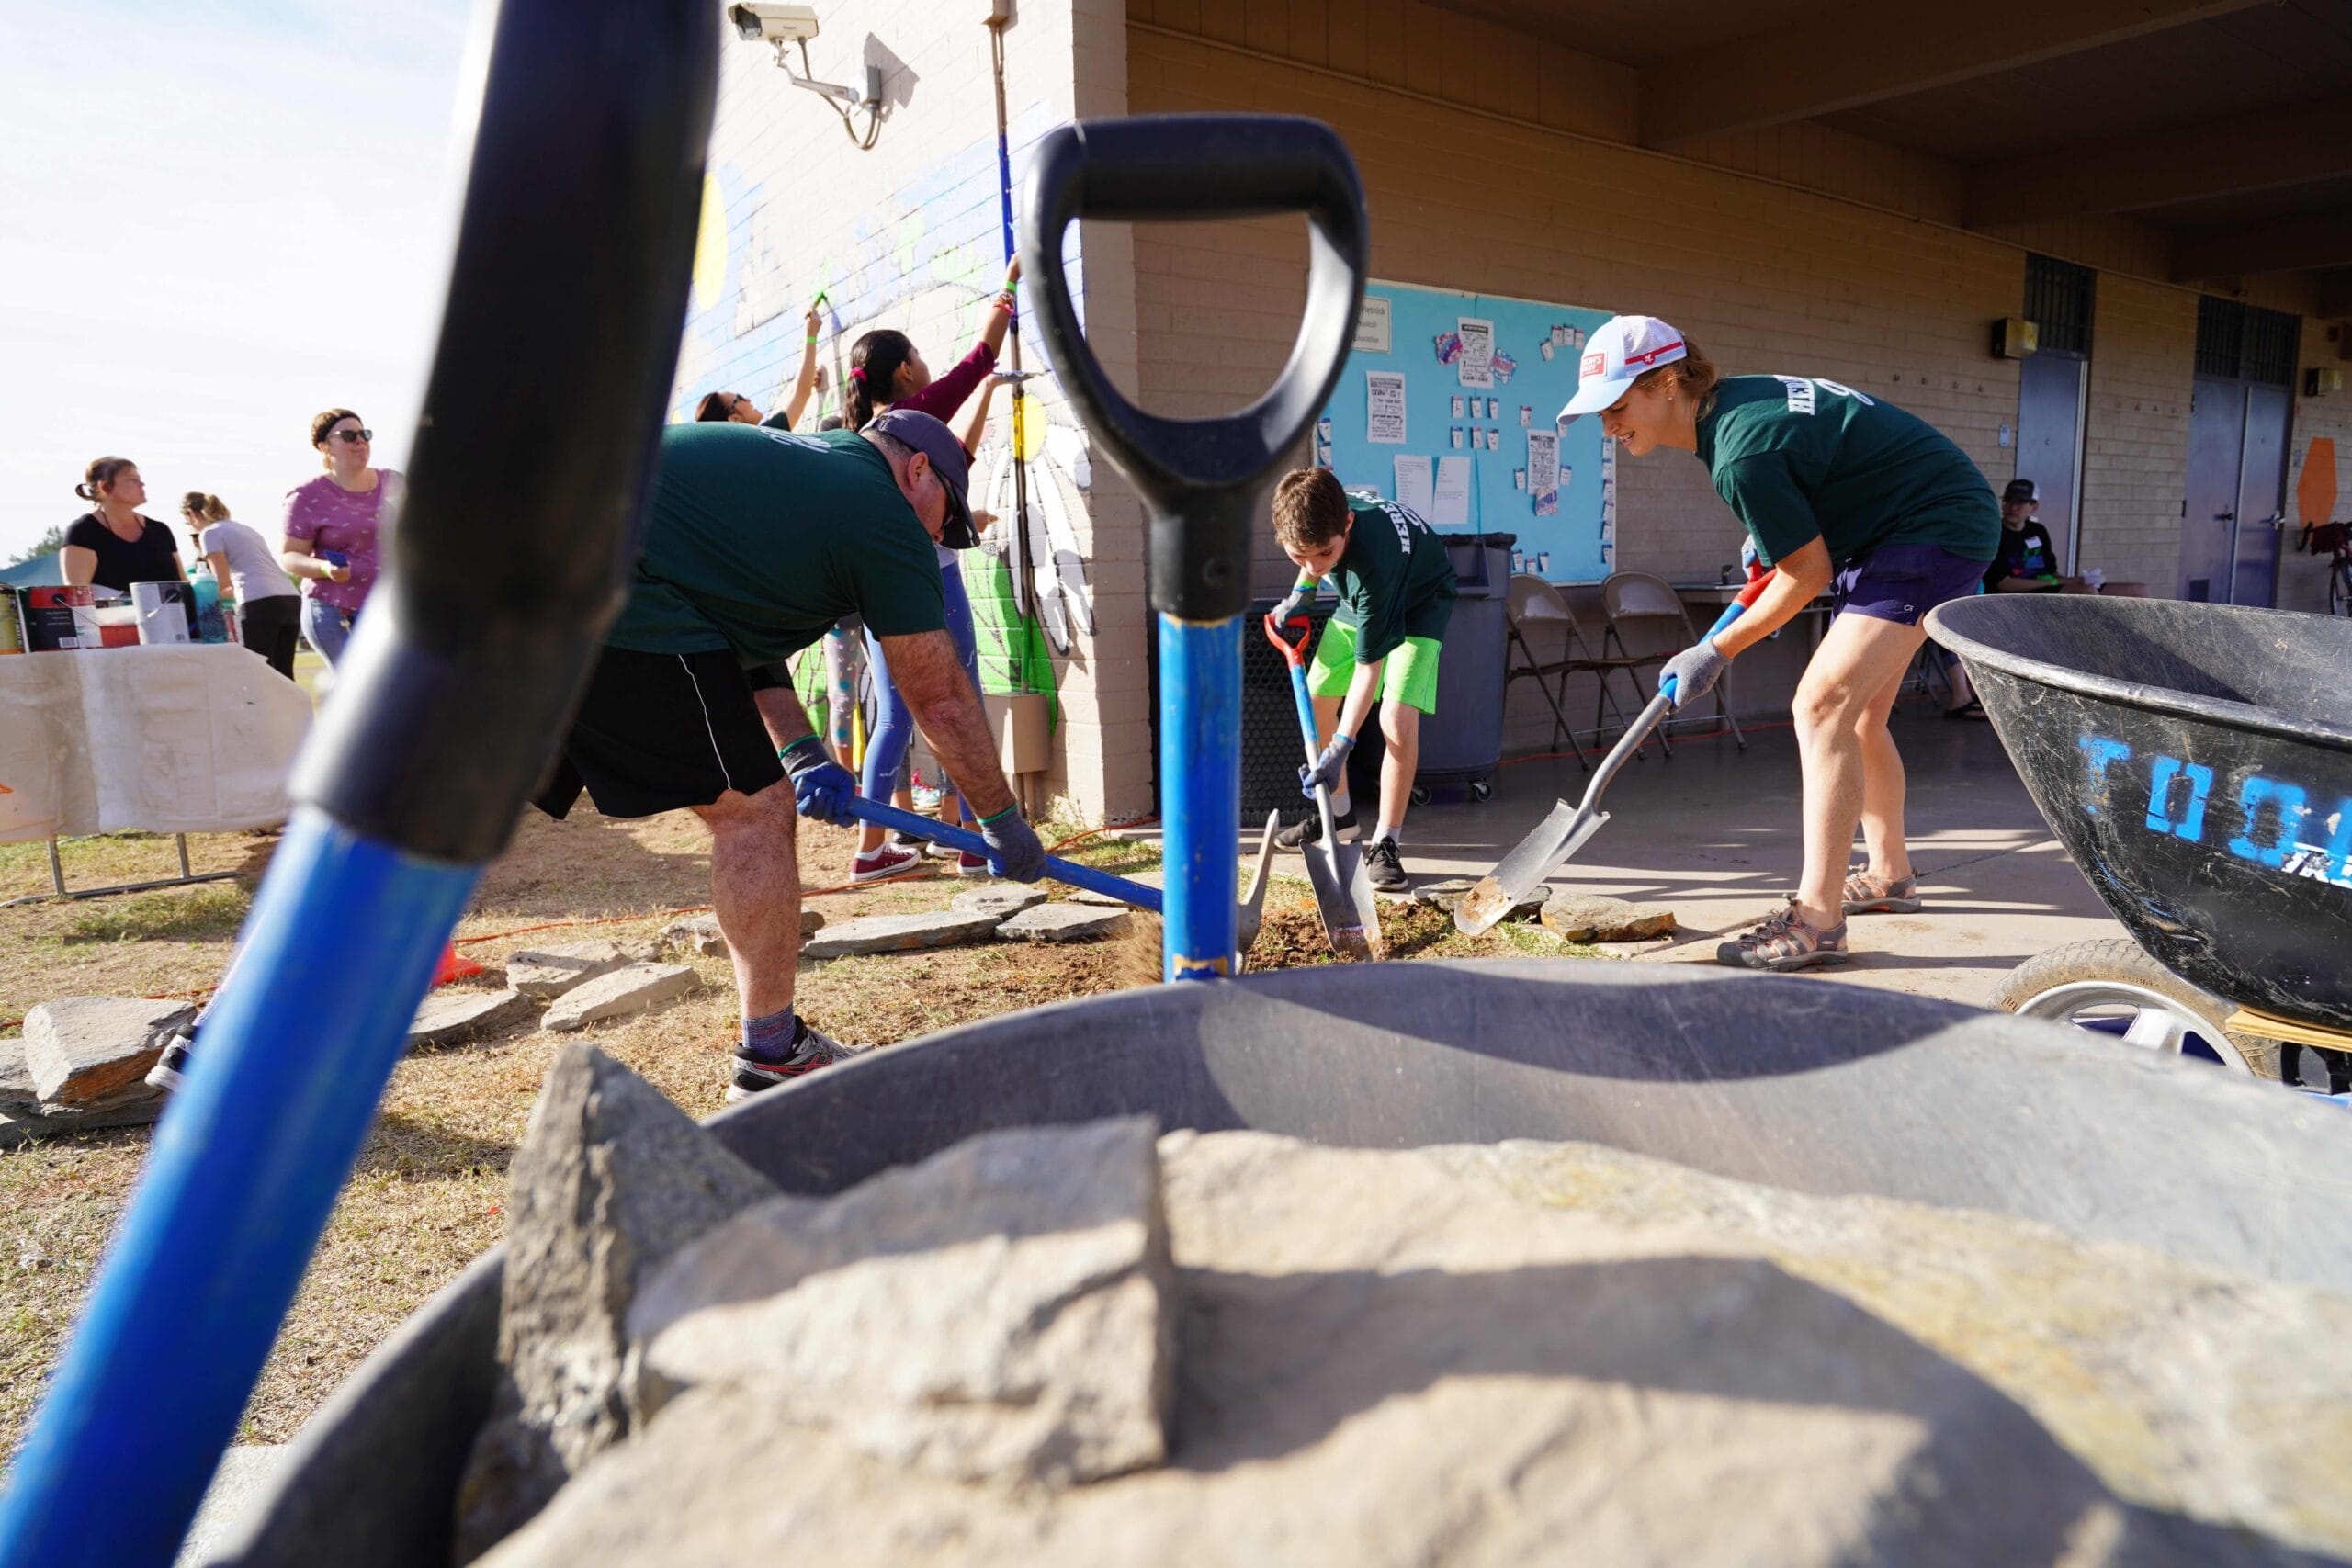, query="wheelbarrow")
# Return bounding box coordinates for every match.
[1927,593,2352,1089]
